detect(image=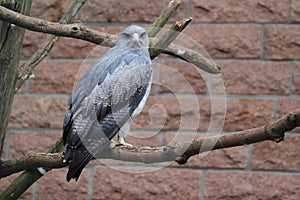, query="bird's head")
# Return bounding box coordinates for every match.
[117,25,149,49]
